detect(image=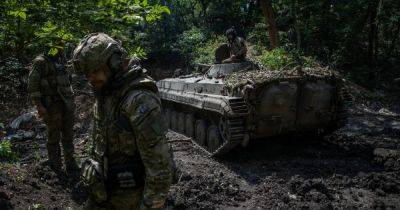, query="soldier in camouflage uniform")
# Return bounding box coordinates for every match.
[222,27,247,63]
[28,47,78,173]
[73,33,173,210]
